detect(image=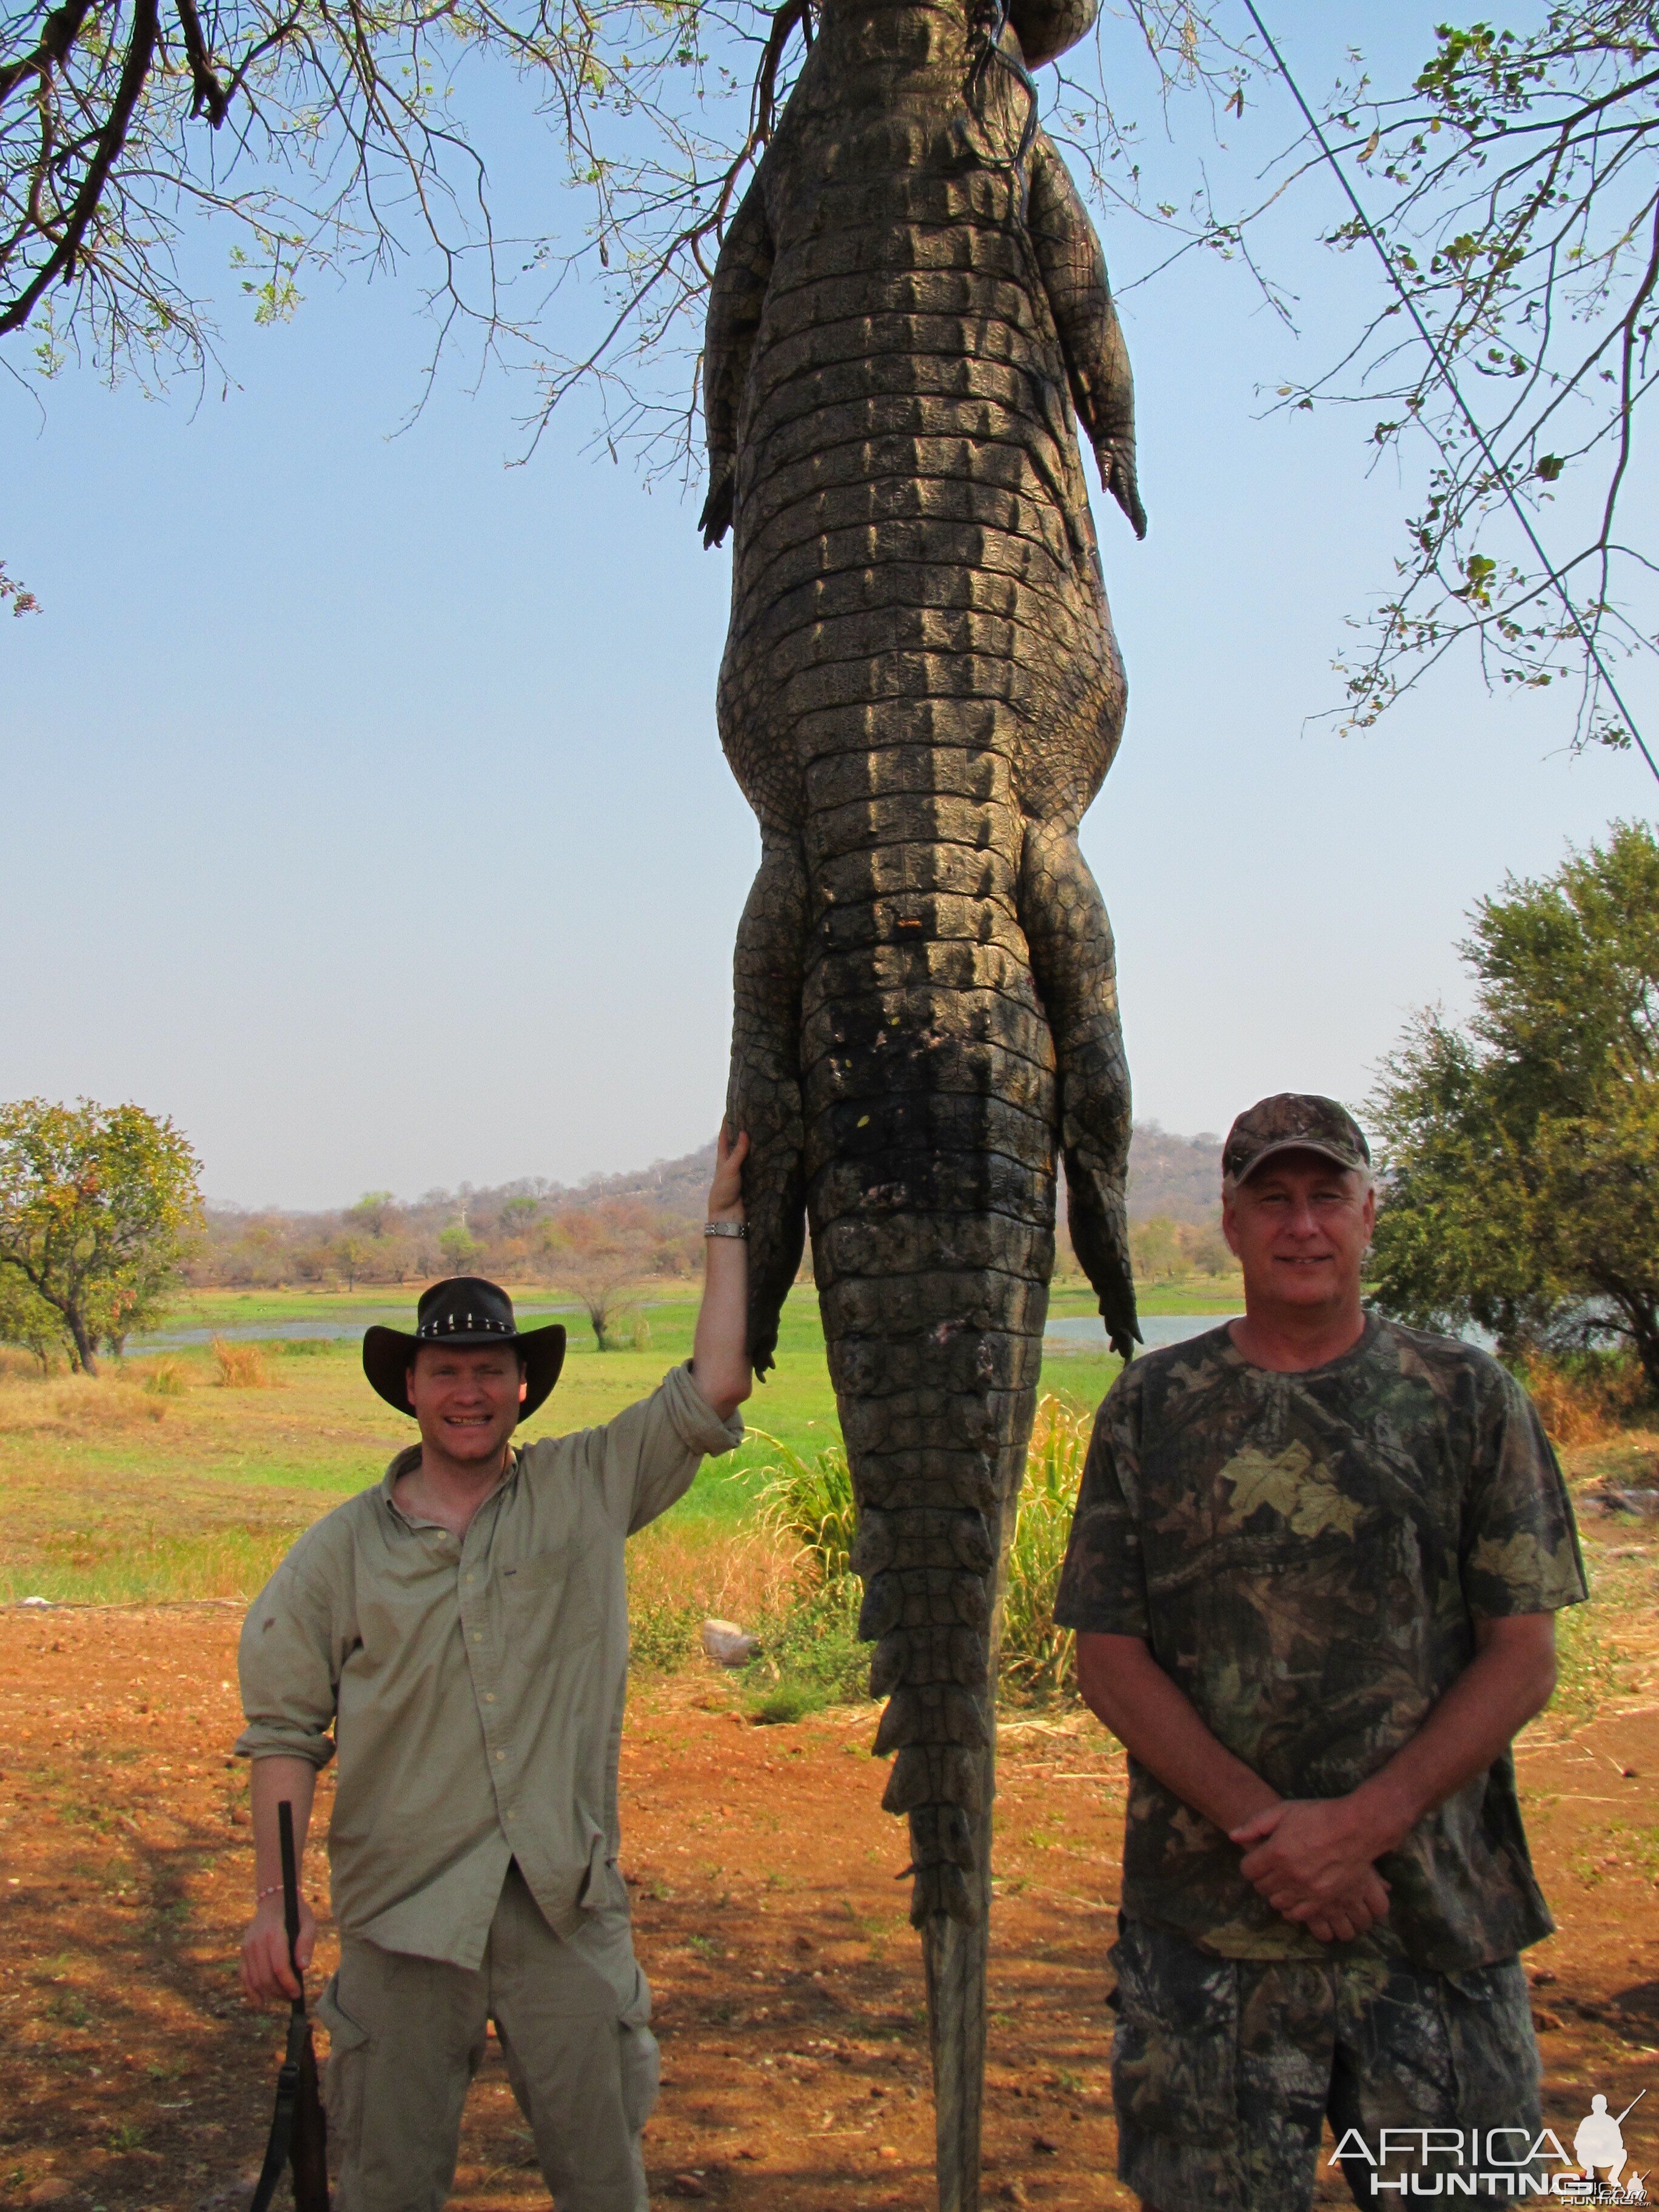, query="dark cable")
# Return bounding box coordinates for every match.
[1241,0,1659,788]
